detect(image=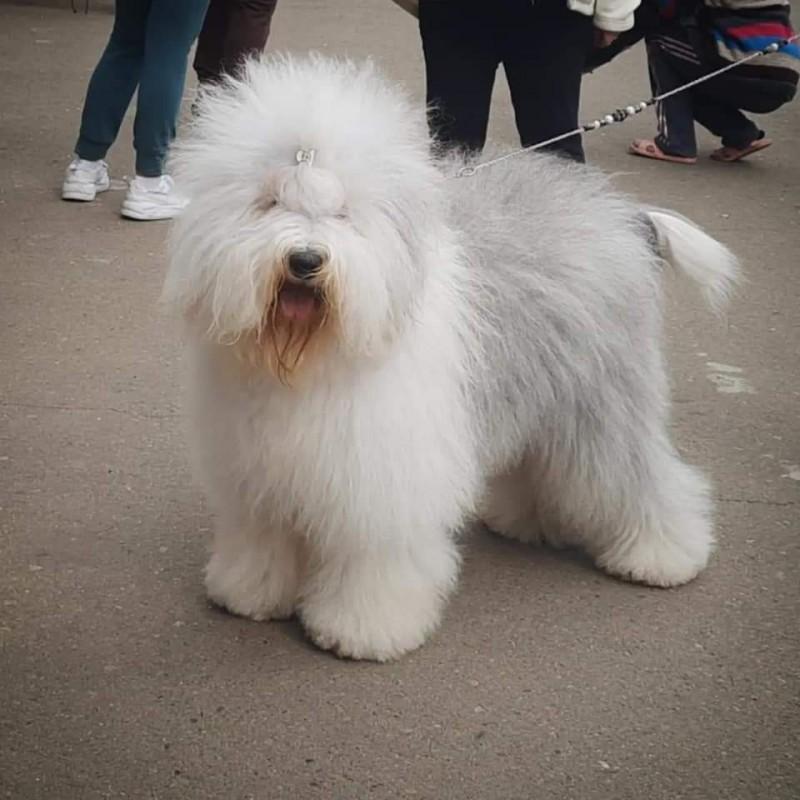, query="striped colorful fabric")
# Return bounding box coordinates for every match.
[700,1,800,65]
[713,17,800,59]
[653,1,799,61]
